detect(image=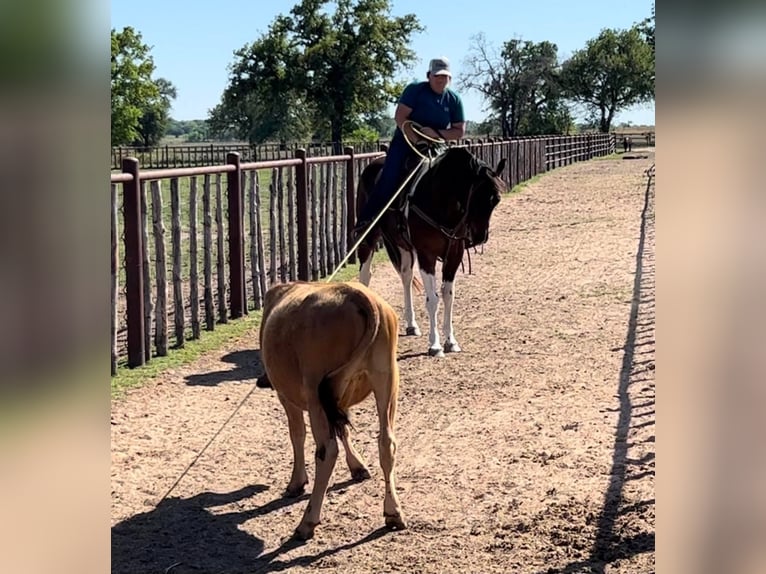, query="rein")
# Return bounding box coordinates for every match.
[325,121,441,282]
[408,200,472,243]
[409,182,481,276]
